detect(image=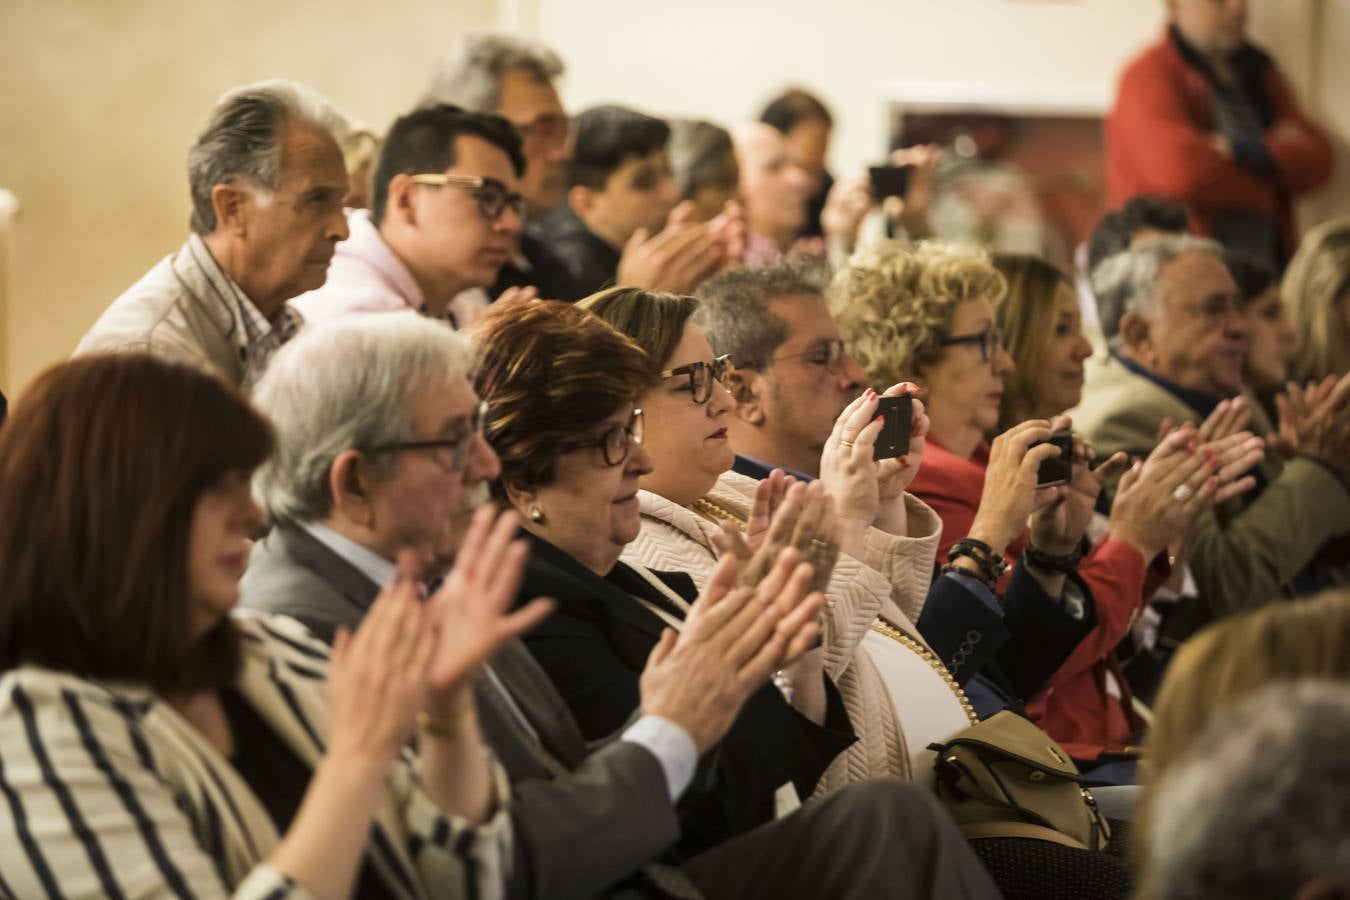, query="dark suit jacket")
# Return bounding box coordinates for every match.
[240,522,685,900]
[528,207,621,299]
[516,534,856,861]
